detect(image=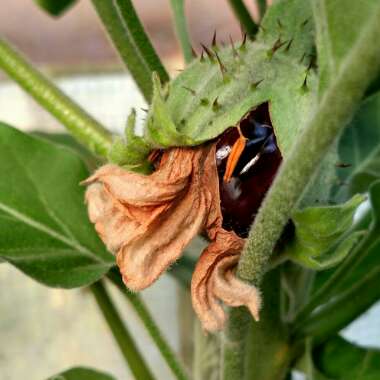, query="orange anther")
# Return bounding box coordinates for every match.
[223,126,246,183]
